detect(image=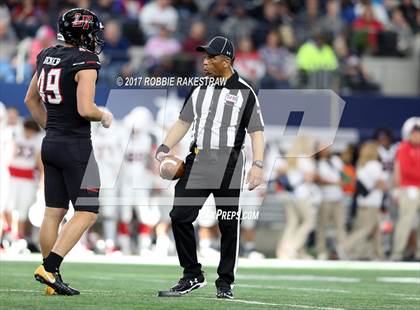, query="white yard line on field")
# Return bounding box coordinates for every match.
[84,276,113,280]
[0,288,112,295]
[104,277,349,293]
[377,277,420,284]
[198,297,345,310]
[4,273,30,278]
[239,284,350,293]
[5,273,115,282]
[83,289,114,294]
[0,289,39,293]
[1,253,419,271]
[236,274,361,283]
[388,293,420,298]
